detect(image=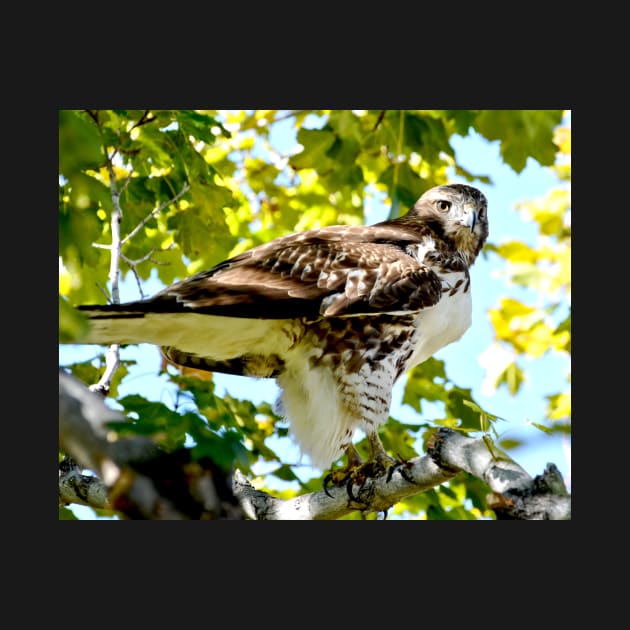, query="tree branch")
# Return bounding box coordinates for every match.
[427,427,571,519]
[59,370,244,519]
[233,428,571,520]
[59,456,111,509]
[233,456,456,520]
[89,154,125,395]
[60,373,570,520]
